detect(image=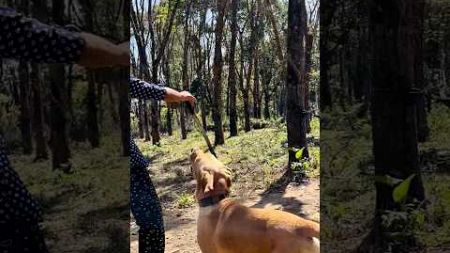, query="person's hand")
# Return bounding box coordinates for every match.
[164,88,197,108]
[179,91,197,109]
